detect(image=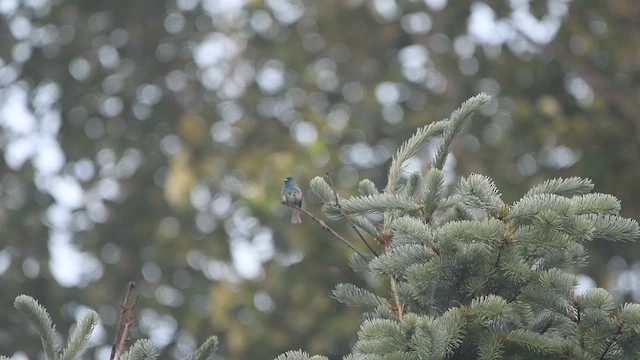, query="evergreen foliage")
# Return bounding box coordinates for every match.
[120,340,159,360]
[5,94,639,360]
[280,94,640,359]
[60,308,98,360]
[13,295,61,360]
[274,350,329,360]
[5,295,218,360]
